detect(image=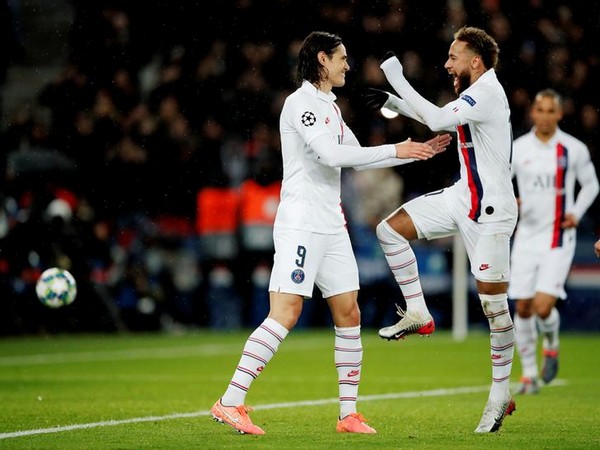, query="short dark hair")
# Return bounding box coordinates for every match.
[535,88,563,108]
[454,26,499,70]
[297,31,343,84]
